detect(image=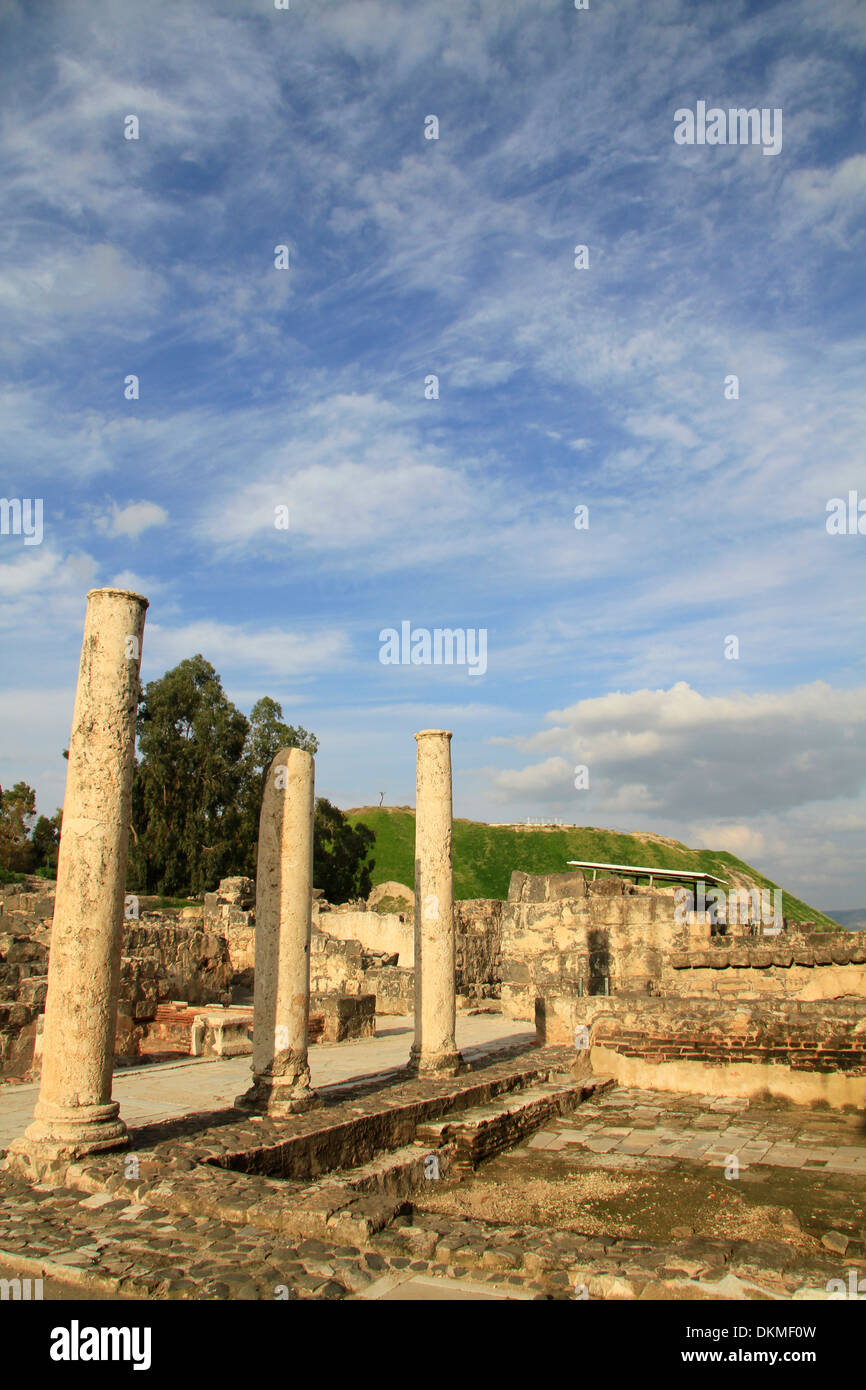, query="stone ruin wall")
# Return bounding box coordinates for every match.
[454,898,502,1002]
[500,869,866,1021]
[315,902,415,964]
[0,874,504,1080]
[8,862,861,1101]
[502,870,866,1108]
[563,993,866,1108]
[500,869,678,1020]
[0,879,233,1080]
[208,878,503,1013]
